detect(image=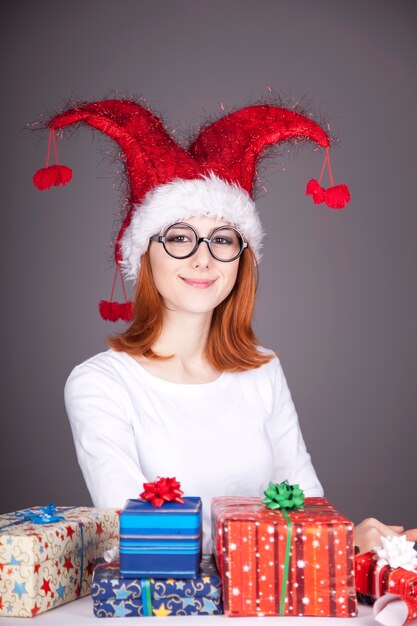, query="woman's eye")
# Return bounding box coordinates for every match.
[166,235,191,243]
[212,236,232,245]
